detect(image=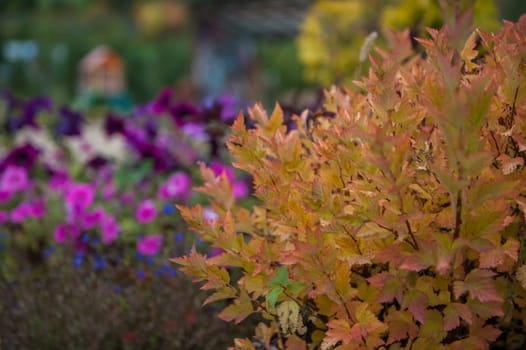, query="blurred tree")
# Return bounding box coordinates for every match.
[297,0,502,86]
